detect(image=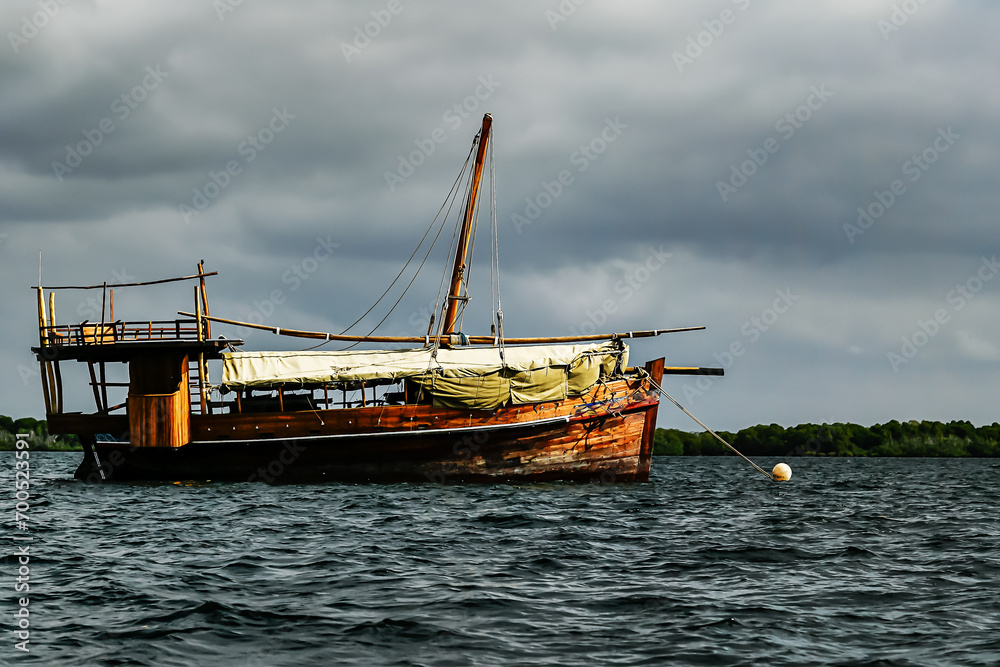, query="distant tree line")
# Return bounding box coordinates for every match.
[0,415,82,451]
[654,420,1000,457]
